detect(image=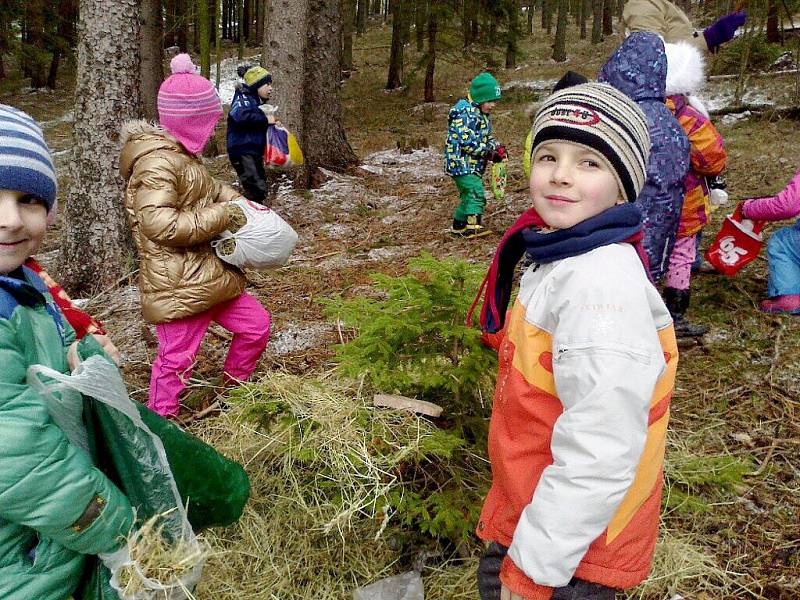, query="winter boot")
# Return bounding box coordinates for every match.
[663,287,708,338]
[450,218,468,235]
[461,214,491,239]
[759,294,800,315]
